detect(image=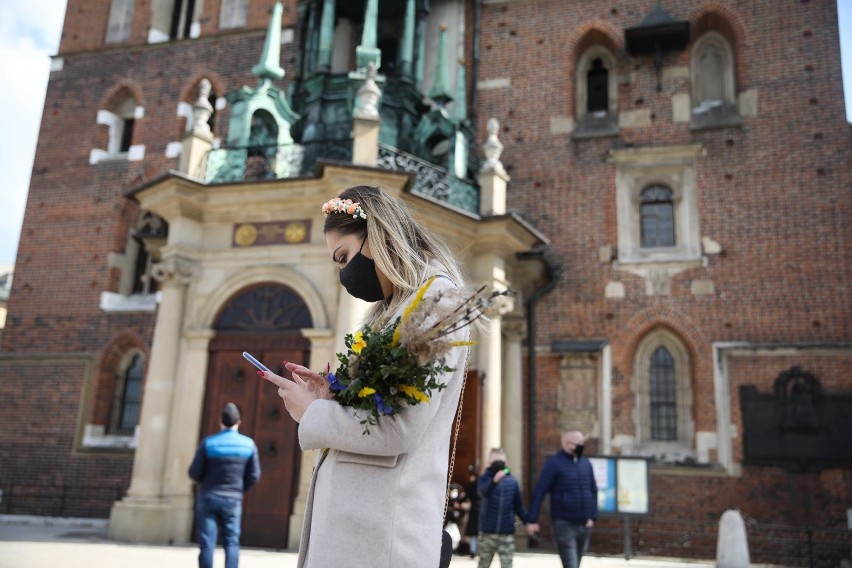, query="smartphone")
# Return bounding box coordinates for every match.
[242,351,272,374]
